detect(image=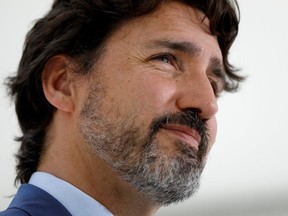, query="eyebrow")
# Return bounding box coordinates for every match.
[148,40,202,57]
[147,39,225,76]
